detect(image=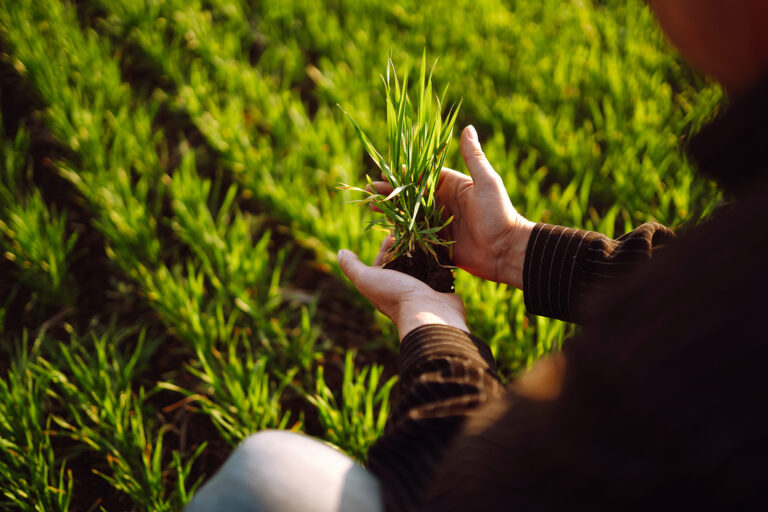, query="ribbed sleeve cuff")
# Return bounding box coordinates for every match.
[522,223,595,323]
[400,324,498,380]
